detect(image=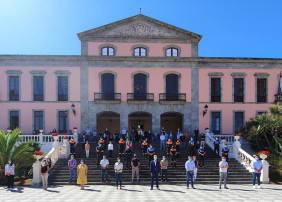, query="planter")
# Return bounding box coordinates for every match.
[39,129,43,133]
[63,139,68,146]
[234,136,240,141]
[35,155,43,162]
[73,129,78,133]
[260,153,267,160]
